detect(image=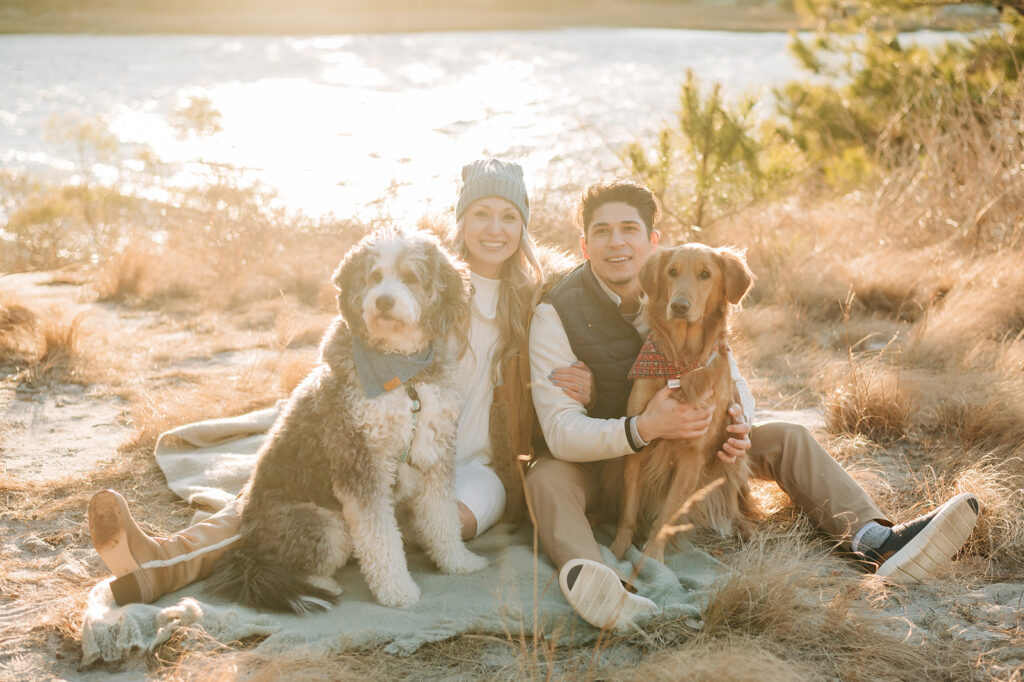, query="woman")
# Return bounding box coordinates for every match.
[89,159,594,605]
